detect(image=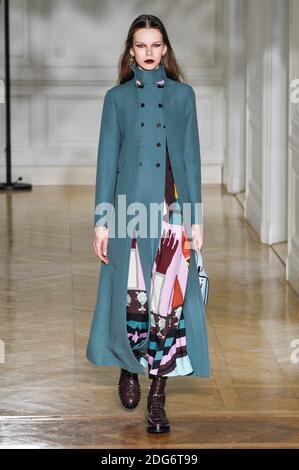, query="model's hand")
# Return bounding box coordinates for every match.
[191,224,203,251]
[93,226,109,264]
